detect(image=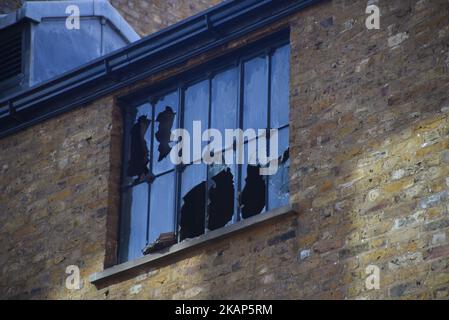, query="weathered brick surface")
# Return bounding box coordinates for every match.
[1,0,449,299]
[110,0,223,36]
[0,0,21,14]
